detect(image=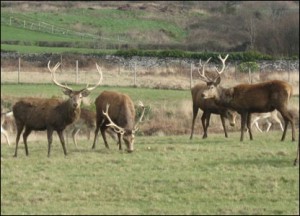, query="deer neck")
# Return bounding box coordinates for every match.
[216,86,234,107]
[59,99,81,126]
